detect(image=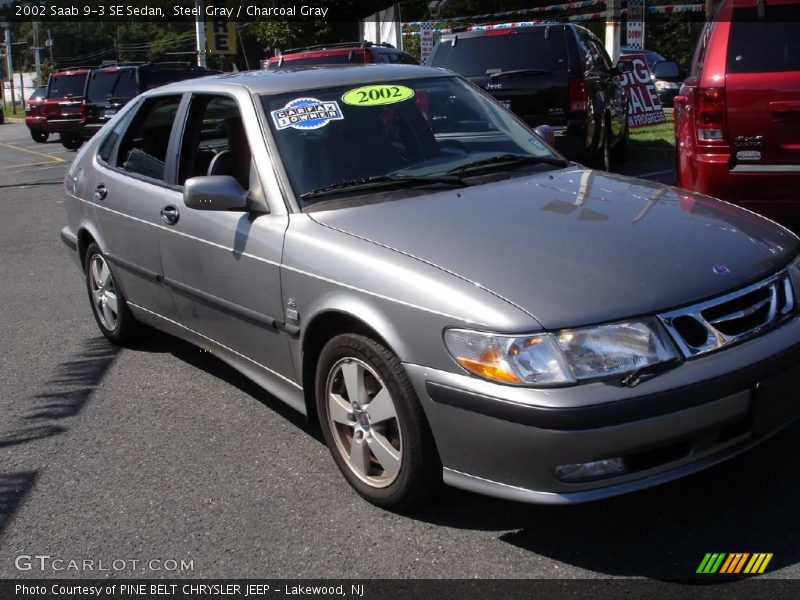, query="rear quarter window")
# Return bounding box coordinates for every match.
[727,6,800,73]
